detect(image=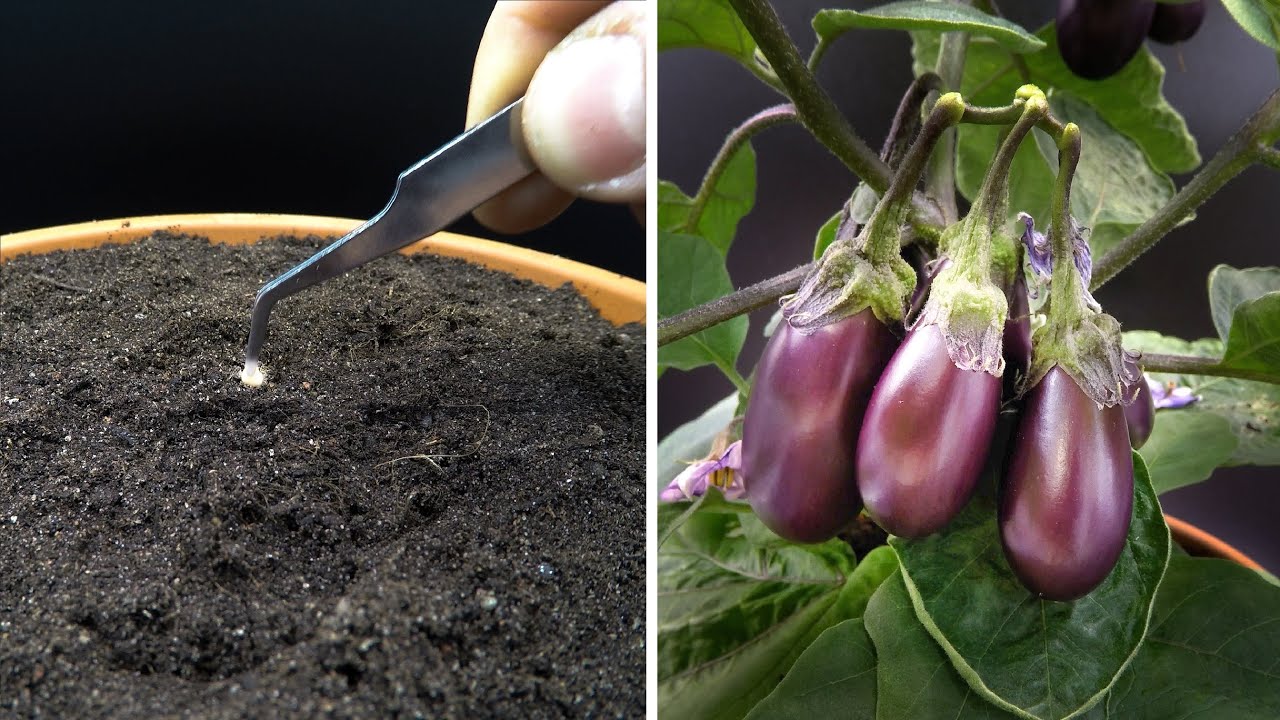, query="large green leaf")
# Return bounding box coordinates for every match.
[1208,265,1280,341]
[1125,330,1280,466]
[1221,0,1280,52]
[1222,291,1280,376]
[866,571,1027,719]
[891,454,1170,720]
[657,141,757,256]
[814,2,1045,54]
[1032,92,1176,259]
[744,619,879,719]
[658,232,748,375]
[1137,411,1237,494]
[912,25,1198,235]
[658,0,775,82]
[657,392,738,490]
[659,510,897,720]
[1103,555,1280,717]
